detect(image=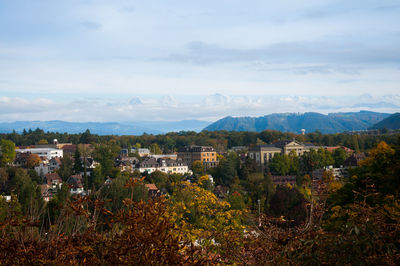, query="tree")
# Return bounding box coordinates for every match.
[227,191,246,210]
[73,148,83,174]
[213,152,239,186]
[191,160,204,177]
[198,175,213,191]
[169,181,245,245]
[93,143,120,178]
[268,185,307,226]
[58,153,74,181]
[27,153,41,168]
[149,170,168,190]
[332,148,348,167]
[11,168,43,216]
[0,140,16,166]
[149,143,162,155]
[269,153,290,176]
[37,139,48,144]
